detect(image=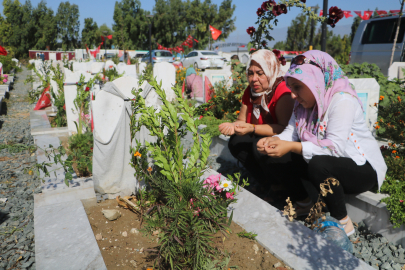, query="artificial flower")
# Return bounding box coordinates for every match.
[3,74,8,78]
[85,86,90,91]
[219,179,233,191]
[226,192,234,200]
[2,79,6,83]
